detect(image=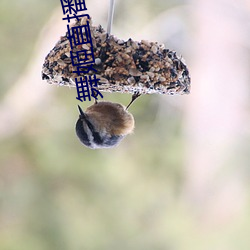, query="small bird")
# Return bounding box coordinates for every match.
[75,93,140,149]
